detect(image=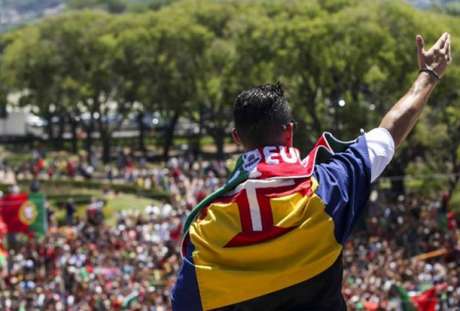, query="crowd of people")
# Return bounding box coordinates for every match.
[0,155,226,310]
[343,194,459,309]
[0,153,459,310]
[0,207,182,310]
[0,148,227,195]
